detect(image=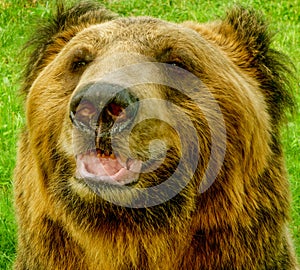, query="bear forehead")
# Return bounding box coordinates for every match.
[70,16,203,47]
